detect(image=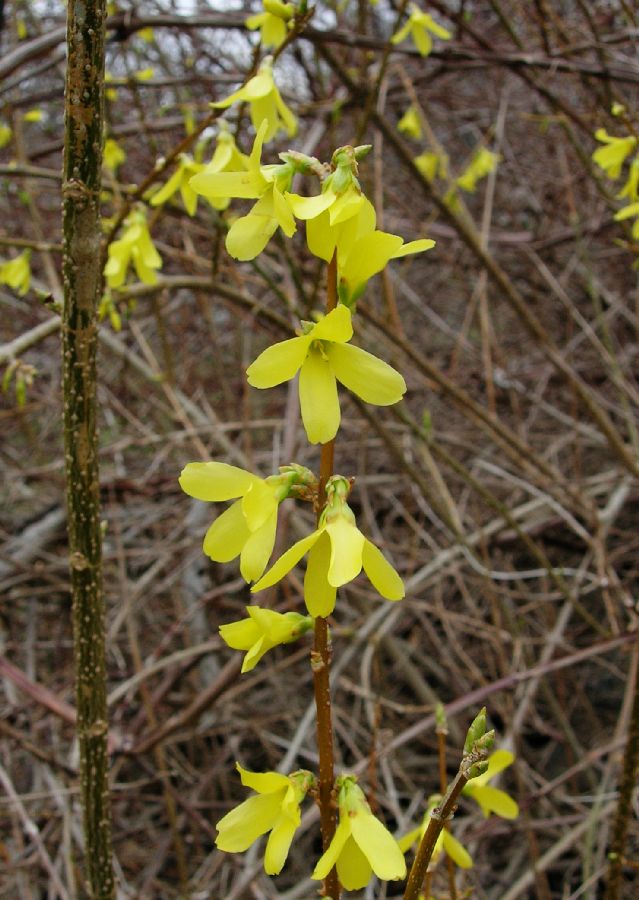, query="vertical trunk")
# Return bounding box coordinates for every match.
[62,2,114,897]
